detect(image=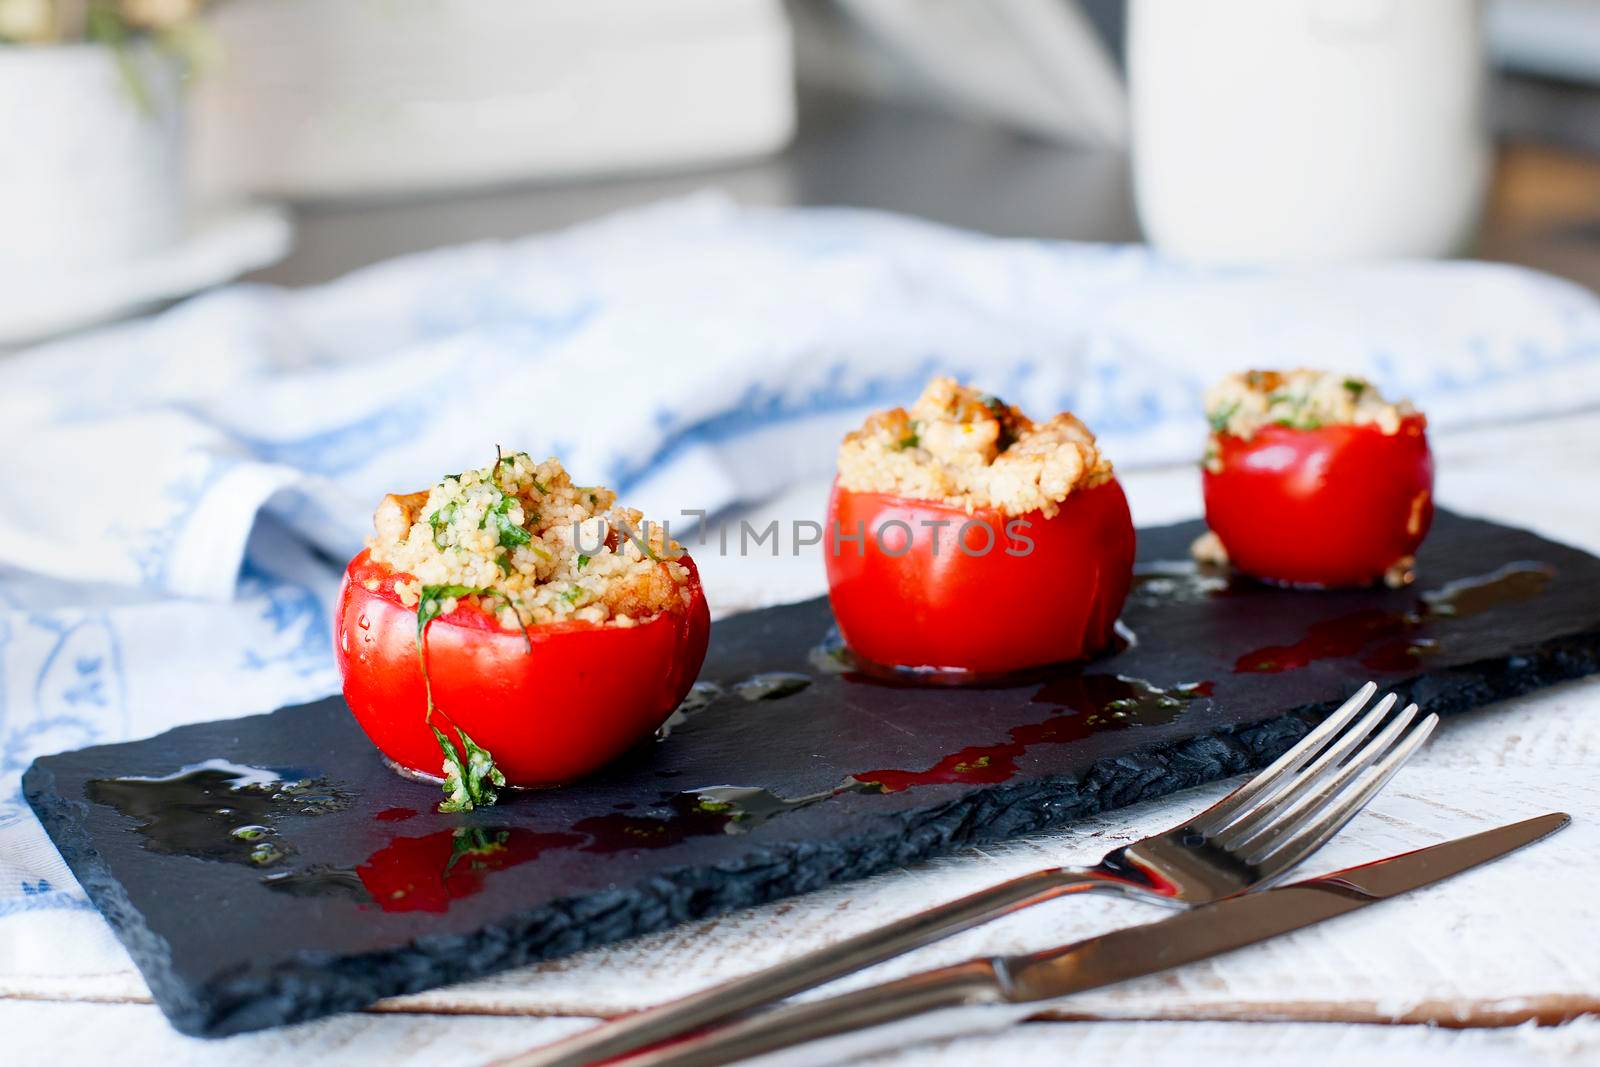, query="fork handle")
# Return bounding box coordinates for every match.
[605,959,1027,1067]
[499,866,1114,1067]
